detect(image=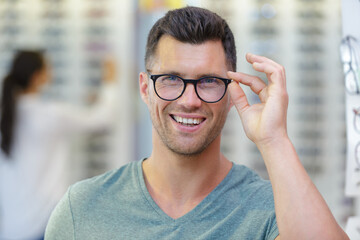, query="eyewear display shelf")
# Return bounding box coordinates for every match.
[0,0,135,185]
